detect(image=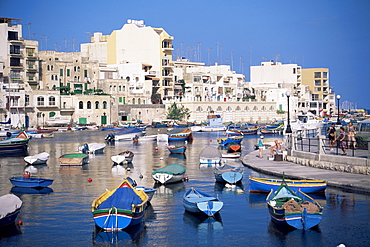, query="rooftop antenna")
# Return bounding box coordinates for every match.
[250,45,253,66]
[231,51,234,71]
[85,32,93,42]
[239,56,242,73]
[25,23,31,39]
[71,36,75,52]
[197,42,202,62]
[275,53,280,62]
[207,47,212,66]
